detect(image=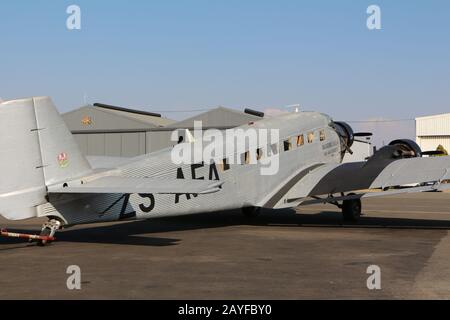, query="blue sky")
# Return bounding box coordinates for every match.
[1,0,449,136]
